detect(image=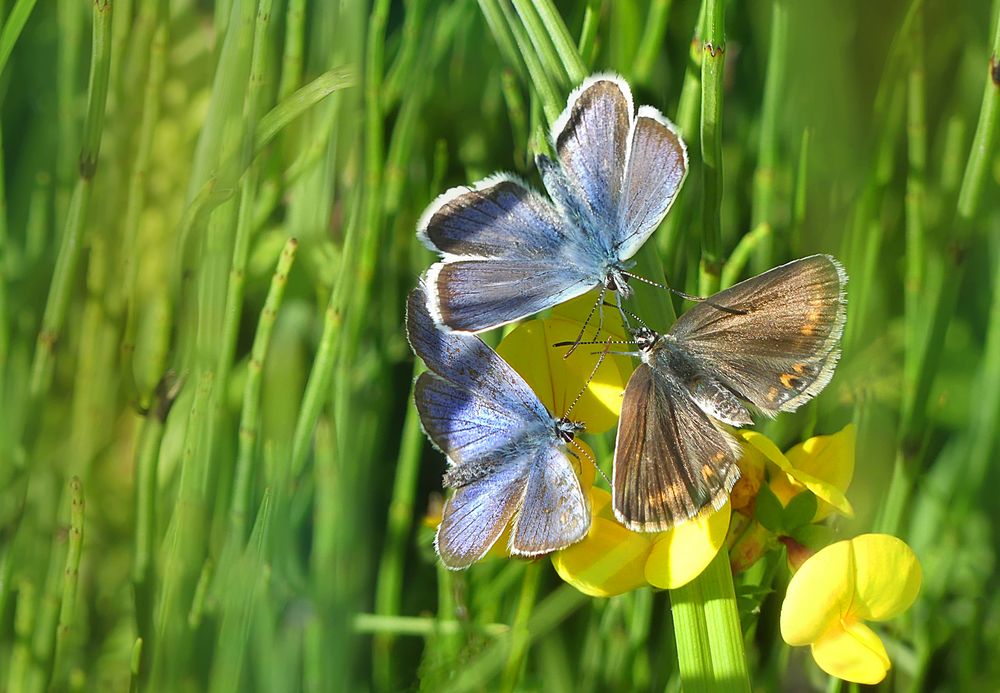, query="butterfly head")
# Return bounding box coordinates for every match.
[630,325,659,352]
[555,417,586,443]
